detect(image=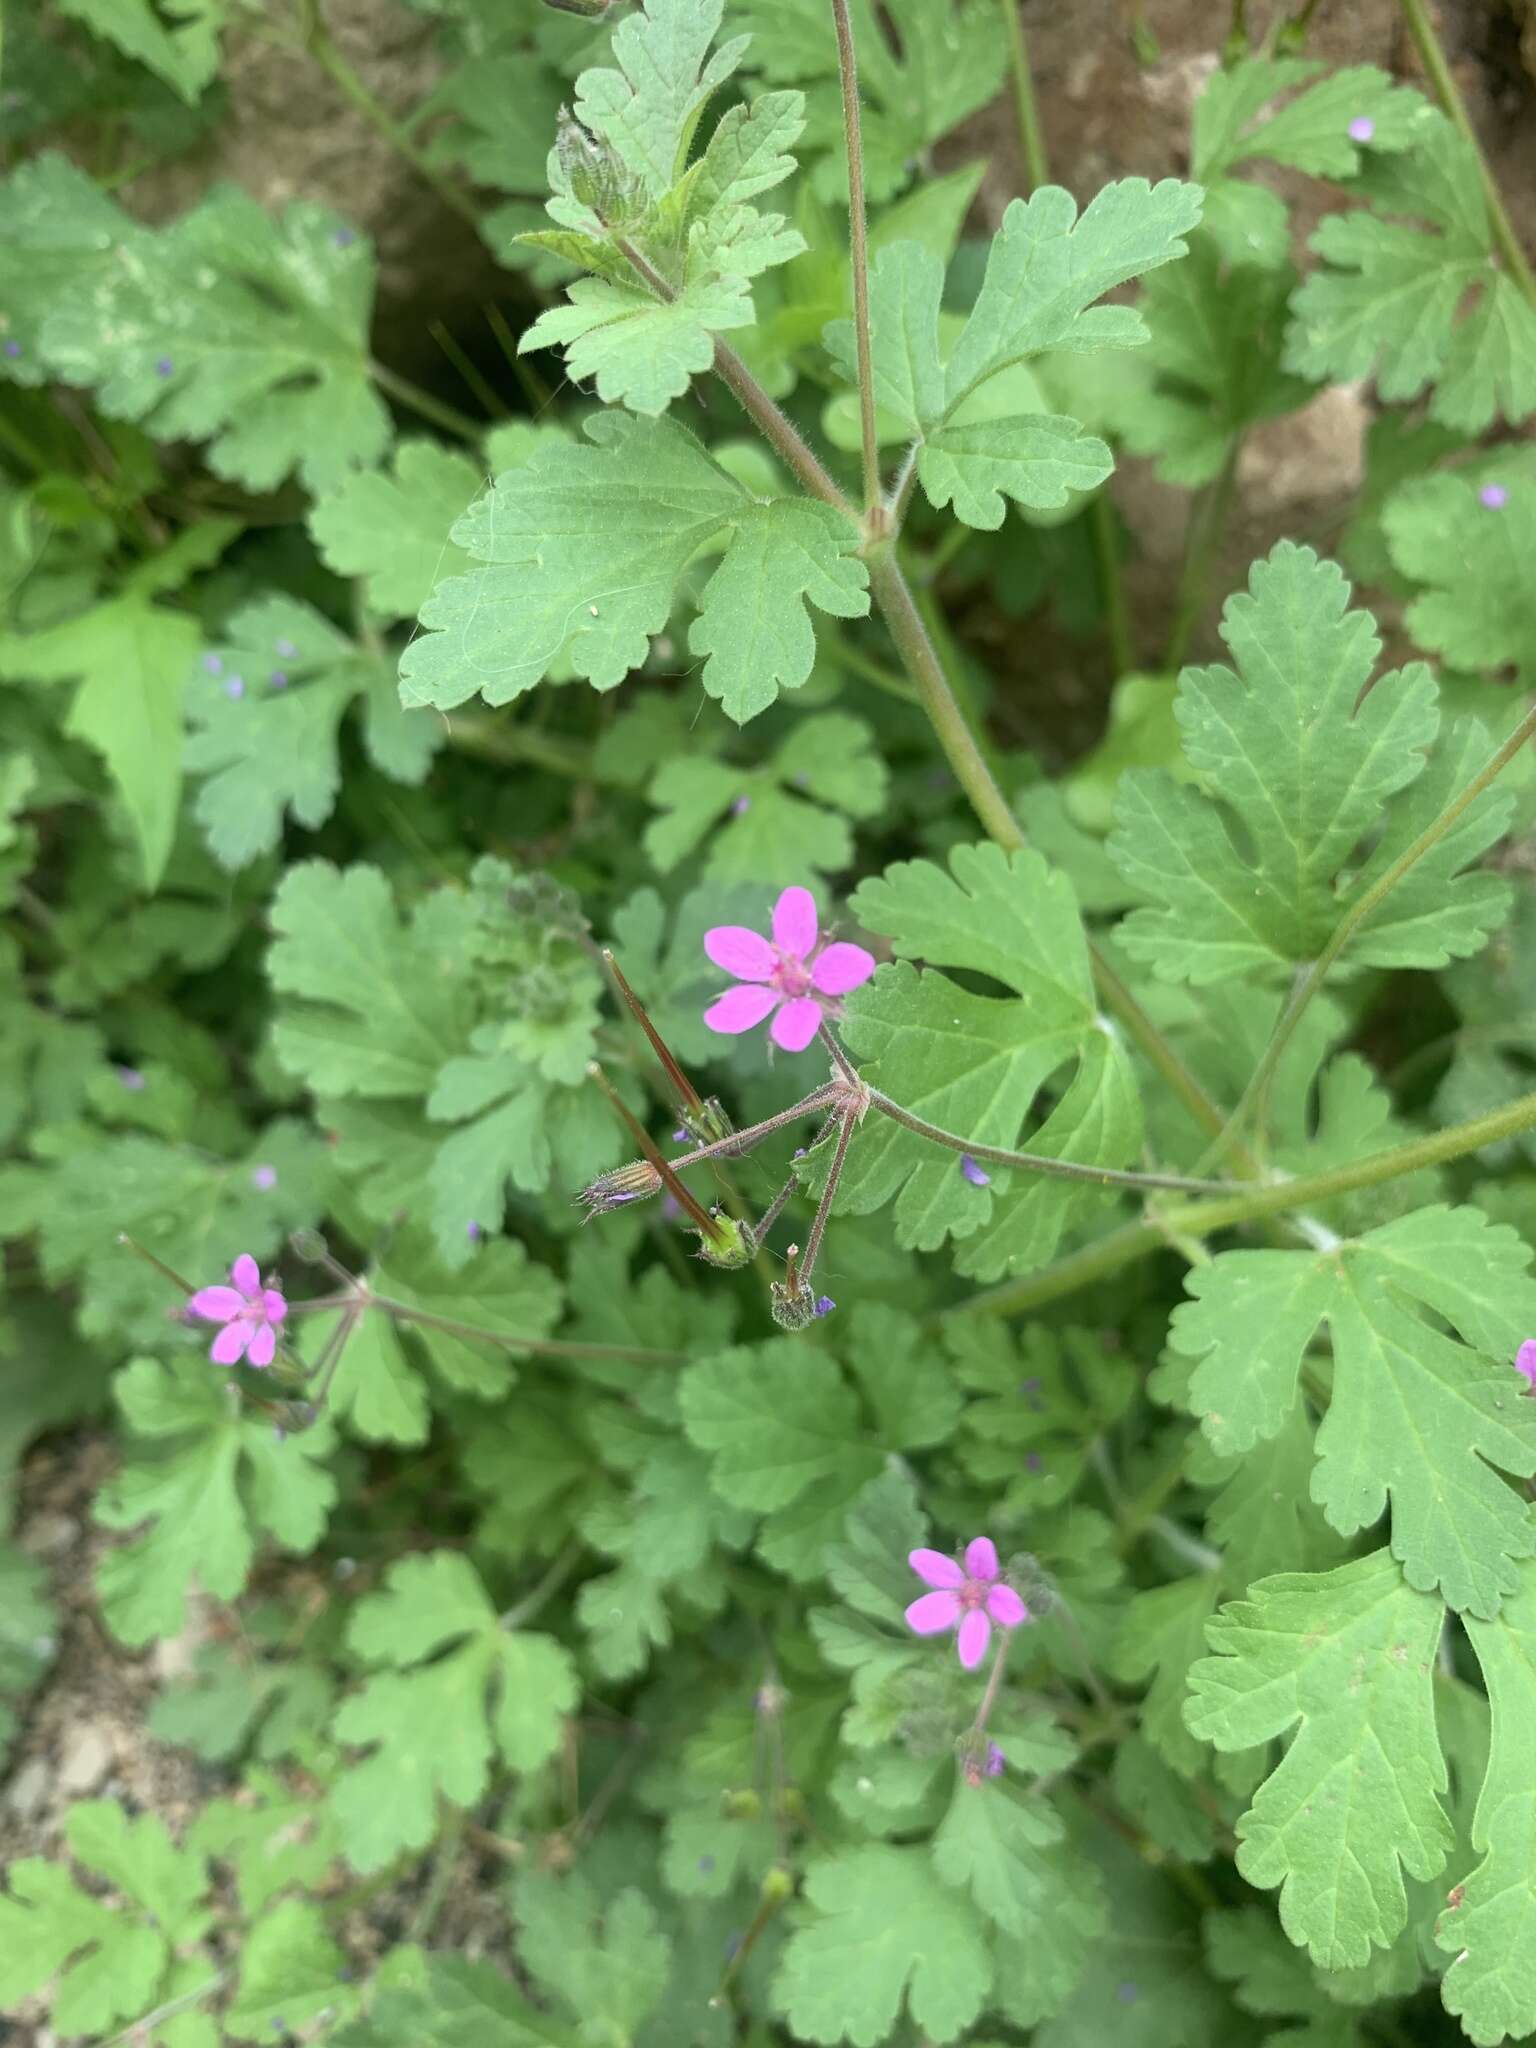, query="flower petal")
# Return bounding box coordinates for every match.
[957,1609,991,1669]
[188,1286,243,1322]
[905,1590,961,1635]
[1517,1339,1536,1388]
[811,942,876,995]
[964,1535,999,1582]
[704,984,779,1035]
[210,1320,249,1366]
[986,1585,1029,1628]
[908,1548,965,1589]
[246,1322,277,1368]
[231,1252,261,1297]
[703,925,776,980]
[262,1290,288,1324]
[772,885,818,961]
[770,997,822,1052]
